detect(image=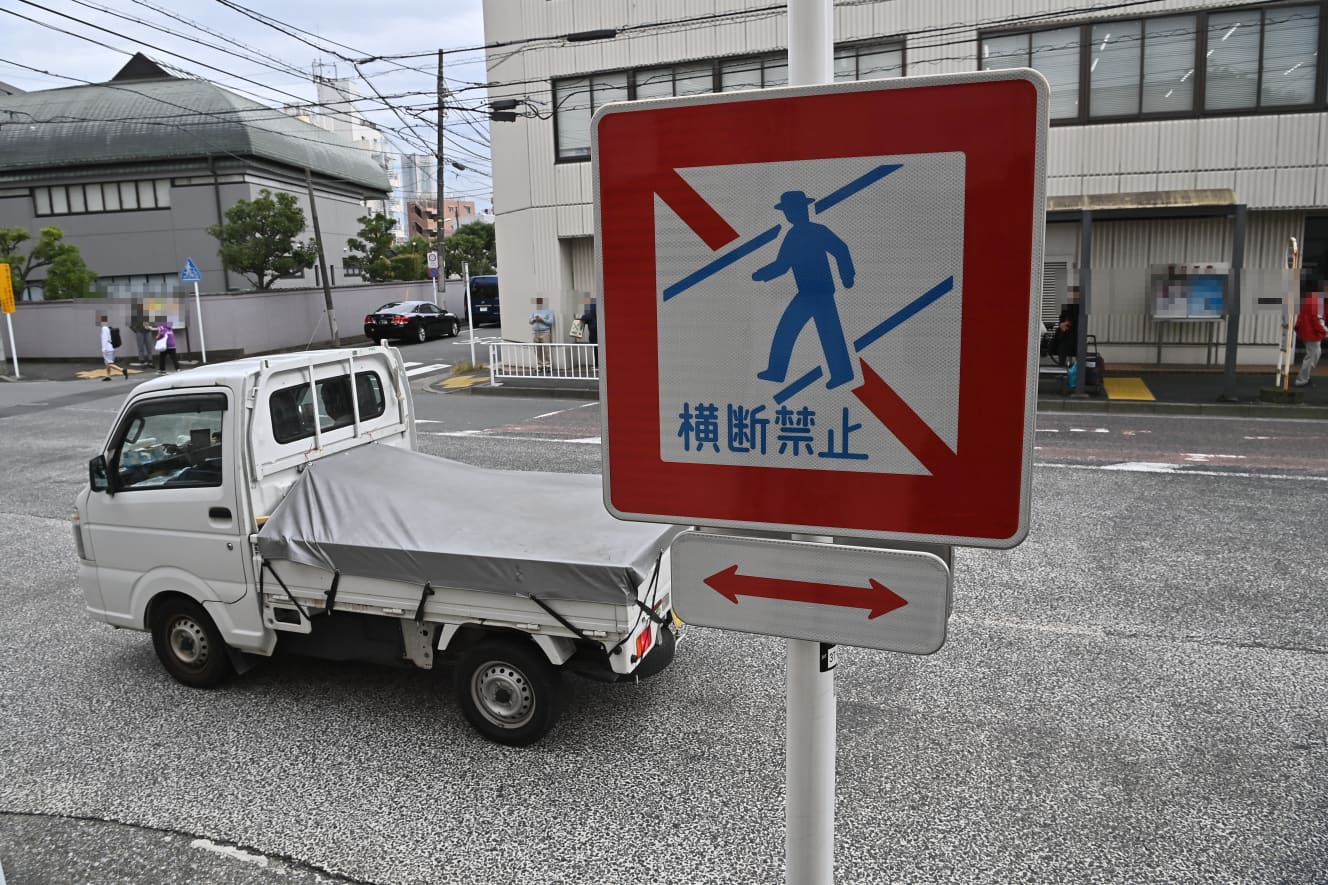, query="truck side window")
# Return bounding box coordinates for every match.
[269,371,387,445]
[112,394,227,490]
